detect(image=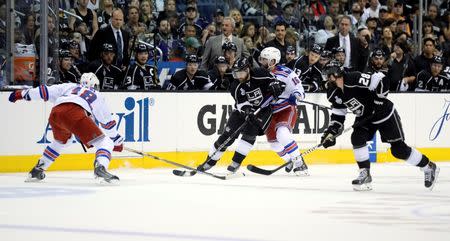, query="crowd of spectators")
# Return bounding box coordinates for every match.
[1,0,450,92]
